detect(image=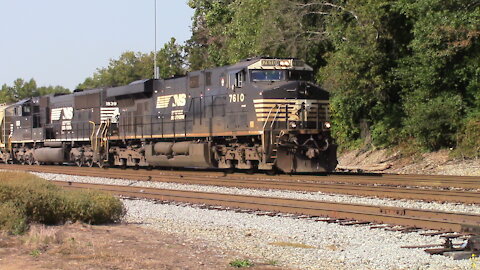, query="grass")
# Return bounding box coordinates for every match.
[30,249,41,258]
[229,259,254,268]
[22,224,64,248]
[266,259,278,265]
[0,172,125,234]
